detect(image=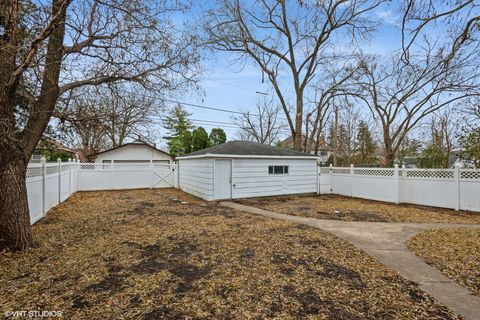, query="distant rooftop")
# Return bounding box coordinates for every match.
[178,141,319,158]
[94,139,171,157]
